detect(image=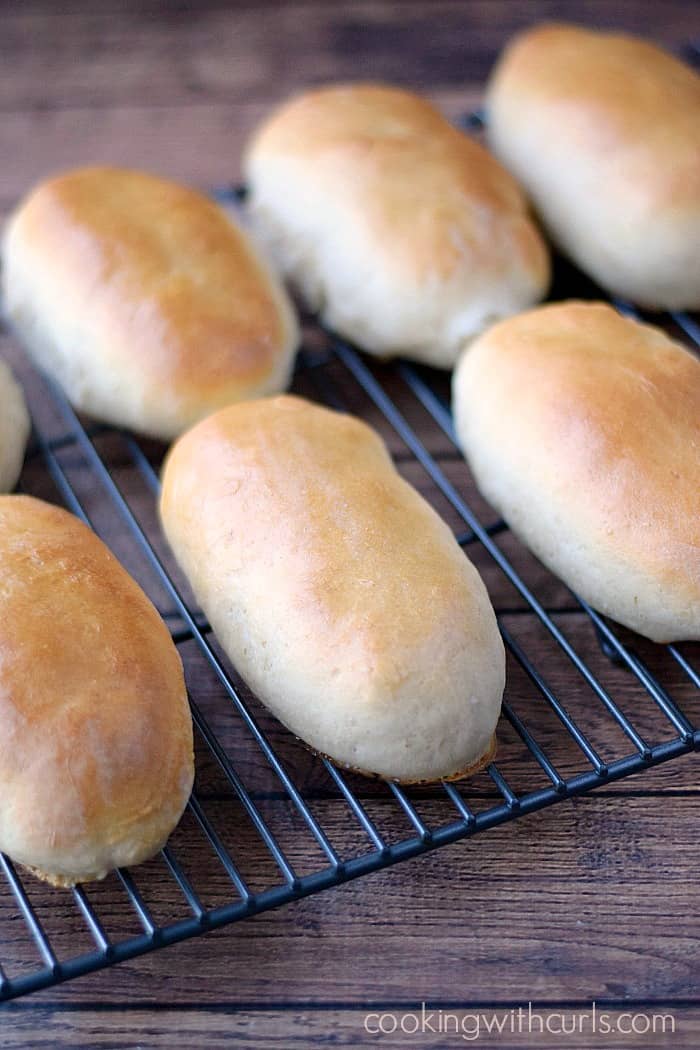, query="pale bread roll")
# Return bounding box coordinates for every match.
[243,84,549,368]
[0,358,30,492]
[2,166,300,441]
[453,302,700,643]
[0,495,194,886]
[486,24,700,309]
[160,395,505,782]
